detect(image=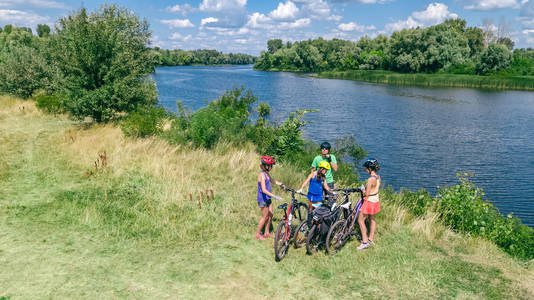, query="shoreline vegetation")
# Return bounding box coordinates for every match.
[1,96,533,298]
[254,19,534,91]
[317,70,534,90]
